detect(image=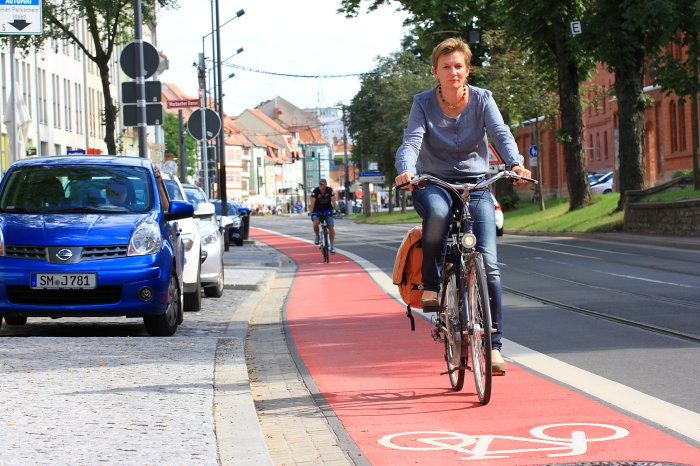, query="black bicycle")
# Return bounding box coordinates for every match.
[311,210,334,263]
[398,170,536,404]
